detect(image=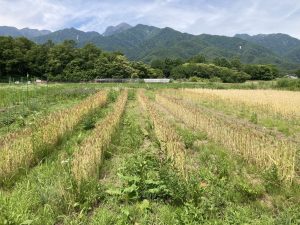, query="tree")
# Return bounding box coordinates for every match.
[151,59,164,70]
[47,40,77,77]
[188,54,206,63]
[171,63,250,83]
[243,64,279,80]
[295,69,300,78]
[231,58,242,71]
[213,57,232,68]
